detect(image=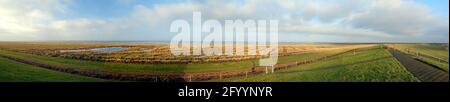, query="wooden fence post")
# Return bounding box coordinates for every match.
[416,50,419,57]
[245,71,248,78]
[265,66,268,74]
[219,72,222,80]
